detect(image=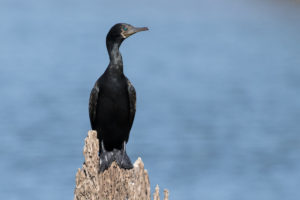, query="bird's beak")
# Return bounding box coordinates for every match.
[132,26,149,33]
[123,26,149,38]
